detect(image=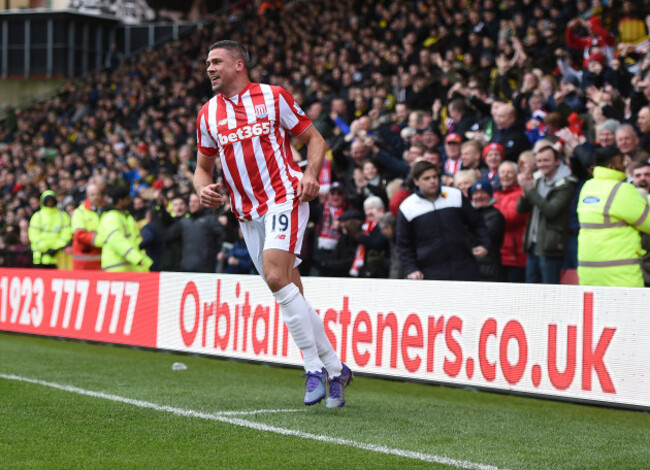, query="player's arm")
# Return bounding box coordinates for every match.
[194,152,224,208]
[295,125,327,202]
